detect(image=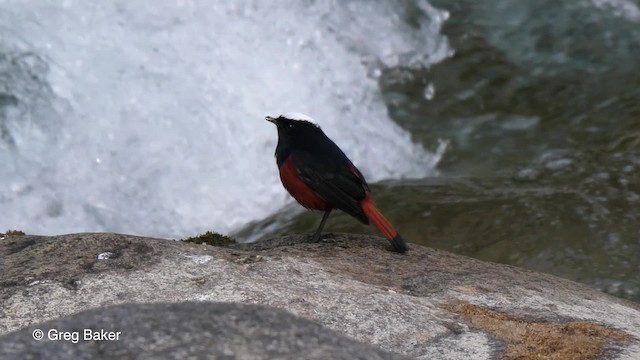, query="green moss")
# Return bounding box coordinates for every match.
[2,229,26,236]
[182,231,236,247]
